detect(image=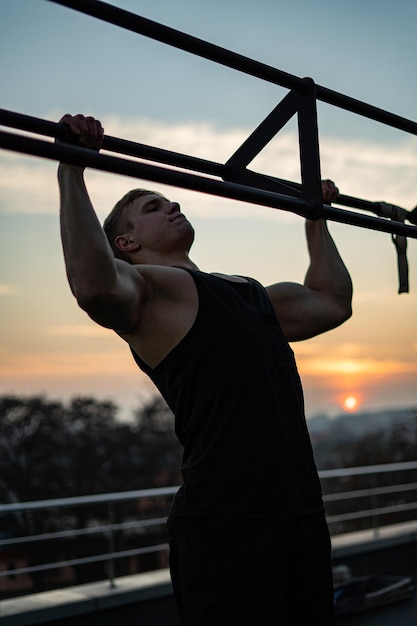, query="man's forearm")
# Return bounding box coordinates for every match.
[58,164,118,303]
[304,219,353,306]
